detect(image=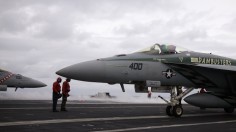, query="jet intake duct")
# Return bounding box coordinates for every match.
[146,80,161,87]
[151,86,171,93]
[135,80,161,93]
[184,93,232,108]
[0,85,7,91]
[134,80,170,93]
